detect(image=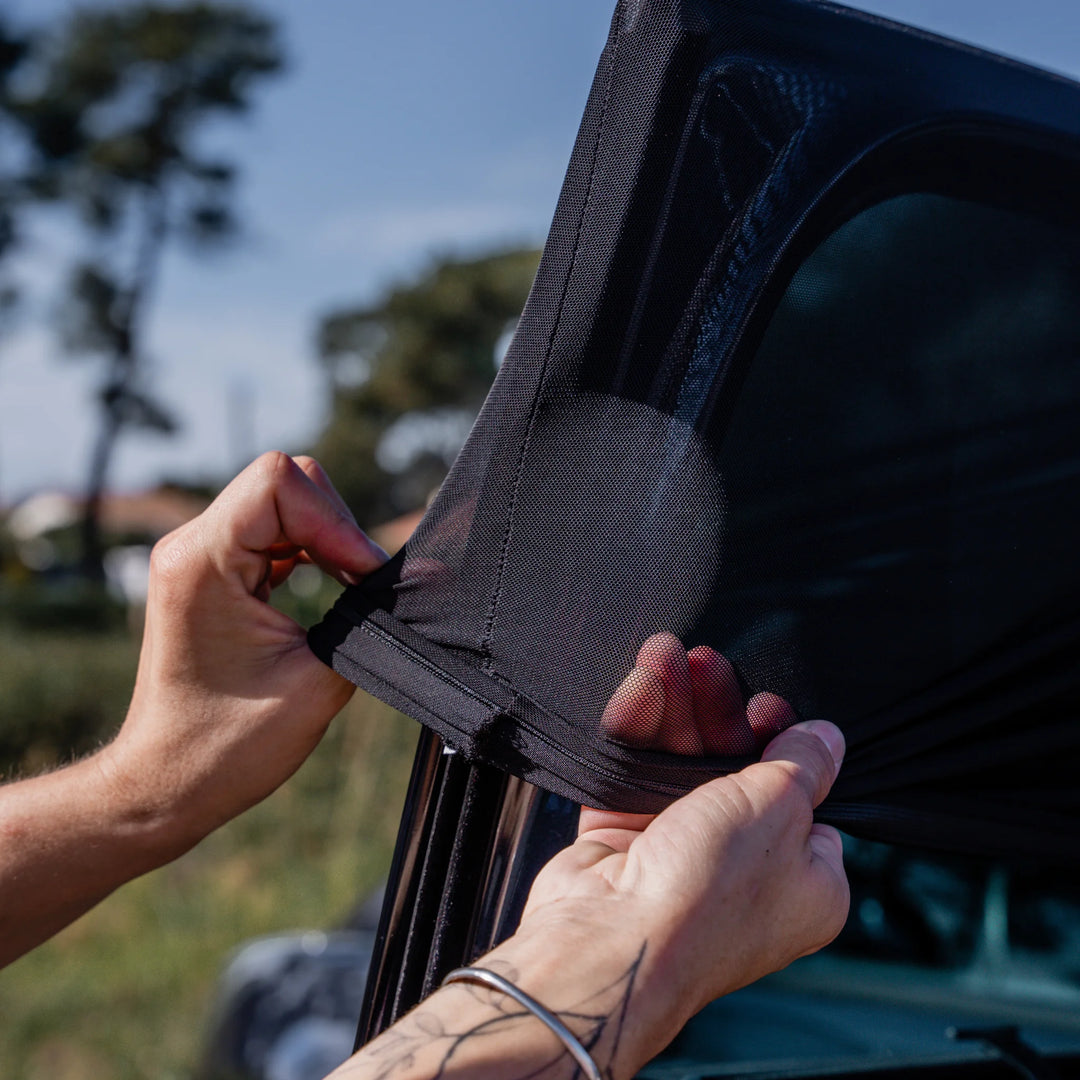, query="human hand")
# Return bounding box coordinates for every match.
[585,631,797,832]
[100,452,386,853]
[524,718,847,995]
[511,640,847,1068]
[334,638,846,1080]
[600,631,795,755]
